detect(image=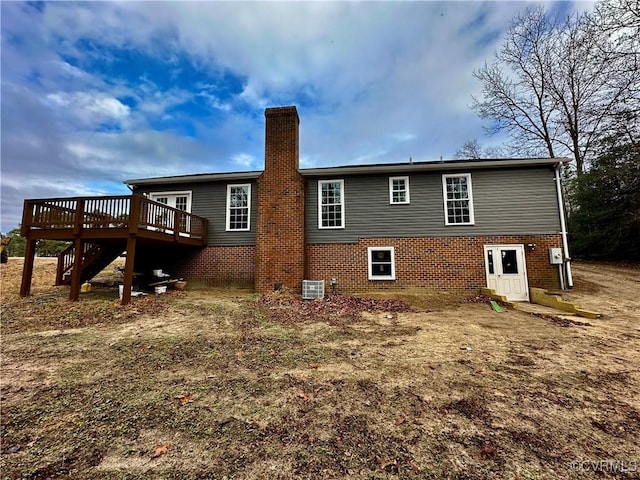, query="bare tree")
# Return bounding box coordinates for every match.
[455,139,507,159]
[471,1,640,174]
[471,8,560,160]
[588,0,640,145]
[590,0,640,55]
[547,10,640,173]
[455,139,483,159]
